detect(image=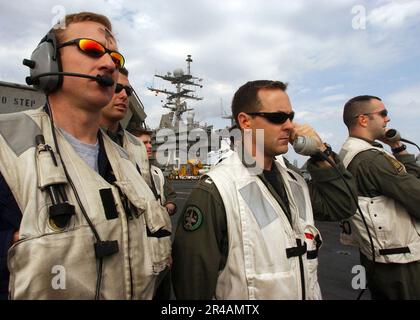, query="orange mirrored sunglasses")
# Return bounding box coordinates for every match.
[58,38,125,69]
